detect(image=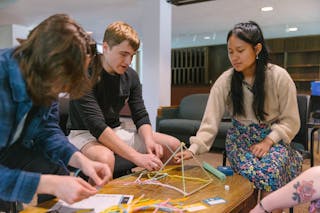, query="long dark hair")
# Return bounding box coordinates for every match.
[227,21,270,121]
